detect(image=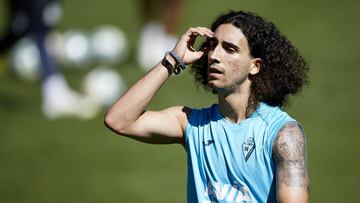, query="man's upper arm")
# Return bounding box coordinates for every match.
[273,121,309,203]
[114,106,191,145]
